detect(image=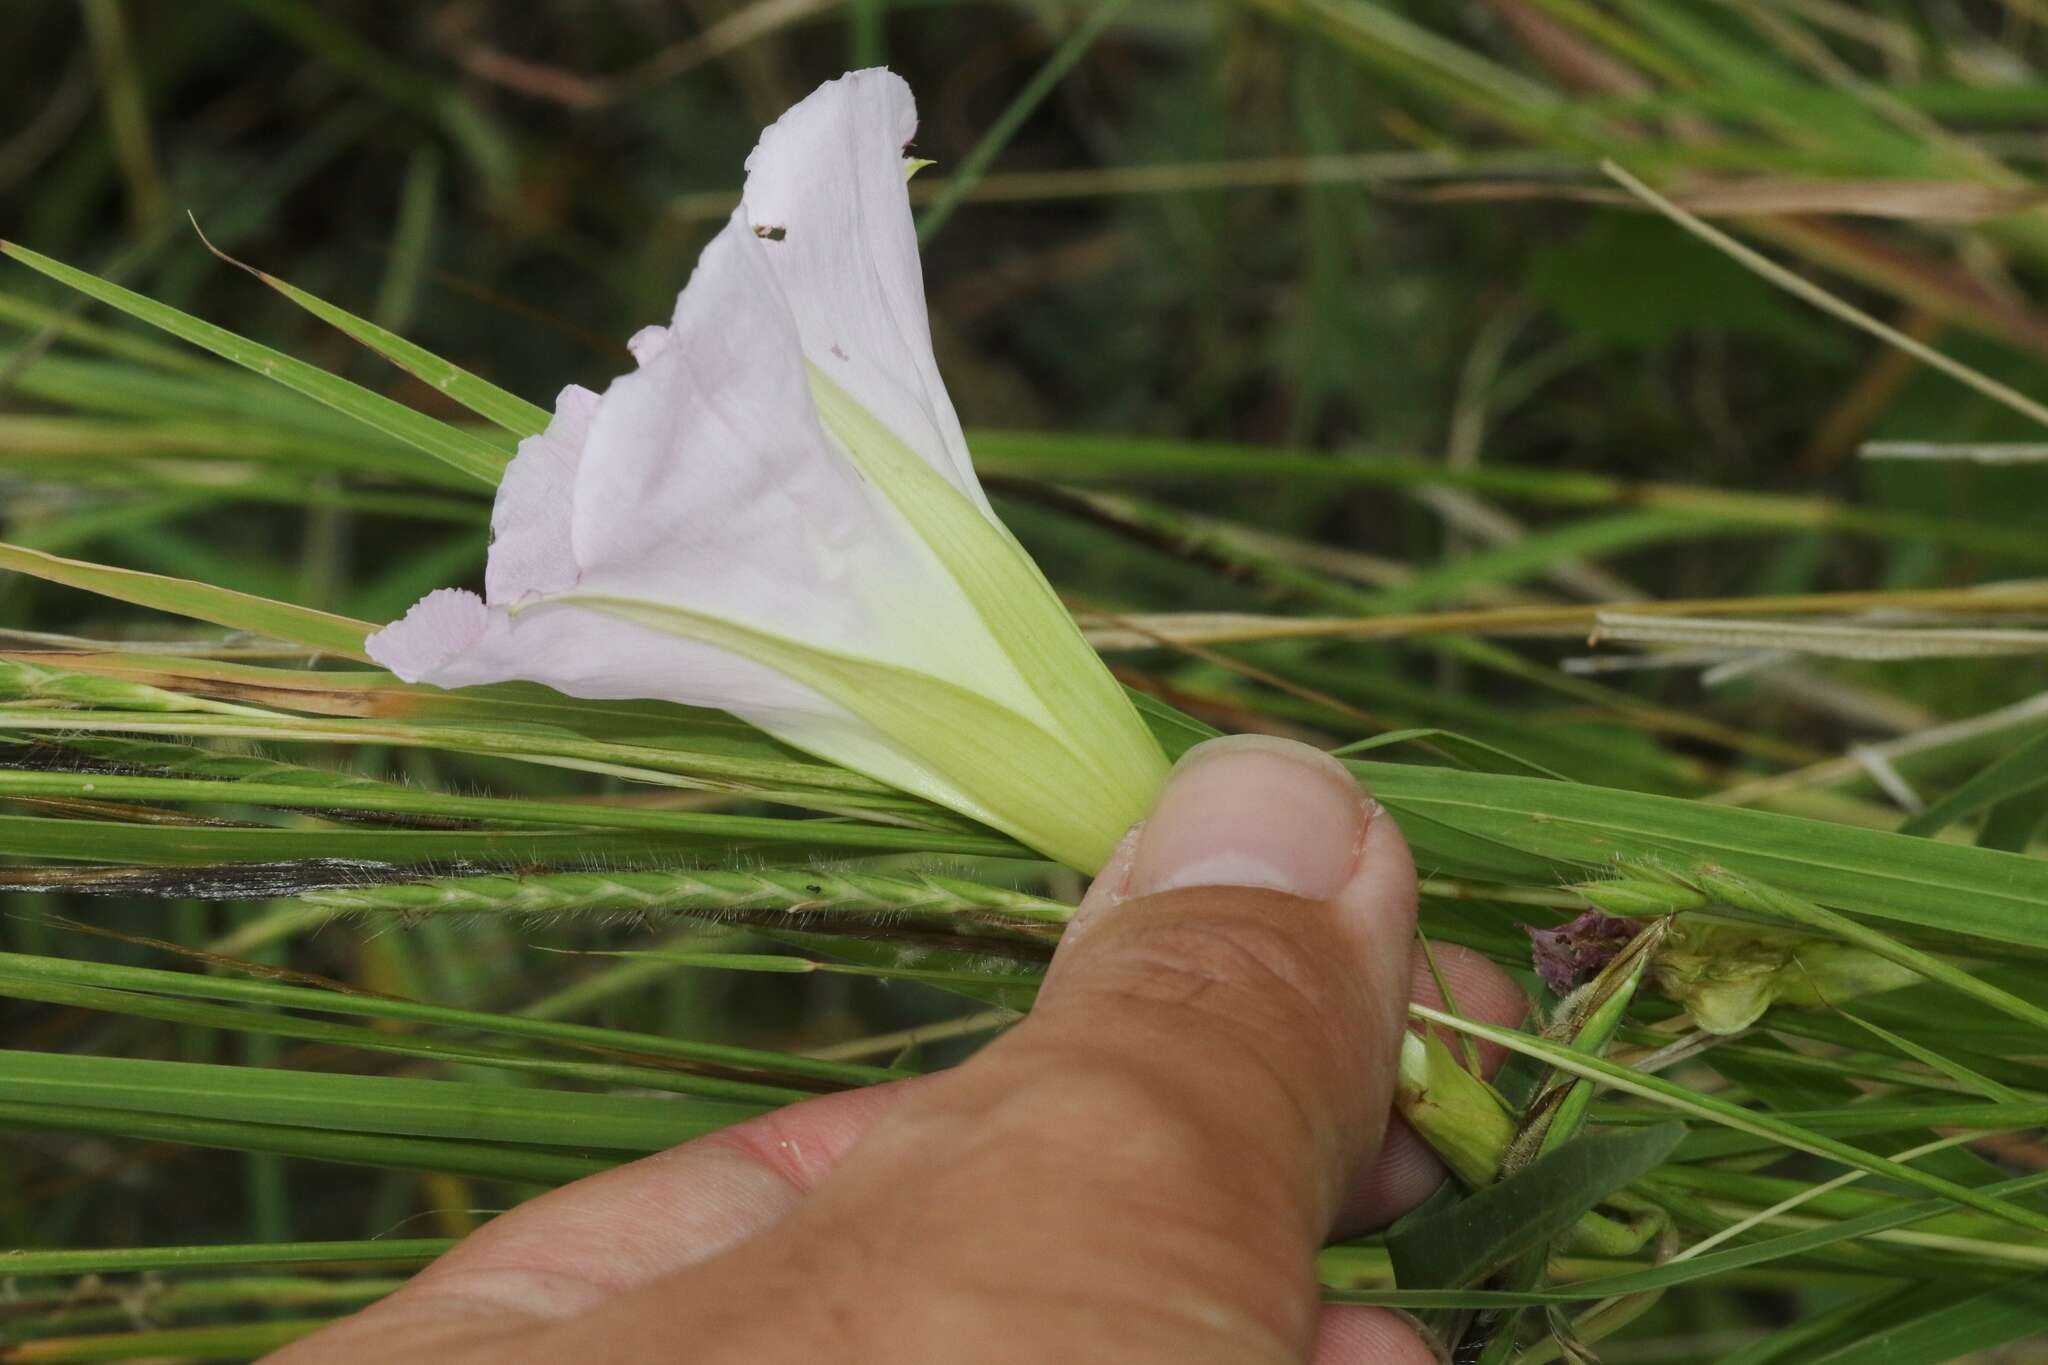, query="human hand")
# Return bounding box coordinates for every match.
[271,735,1523,1364]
